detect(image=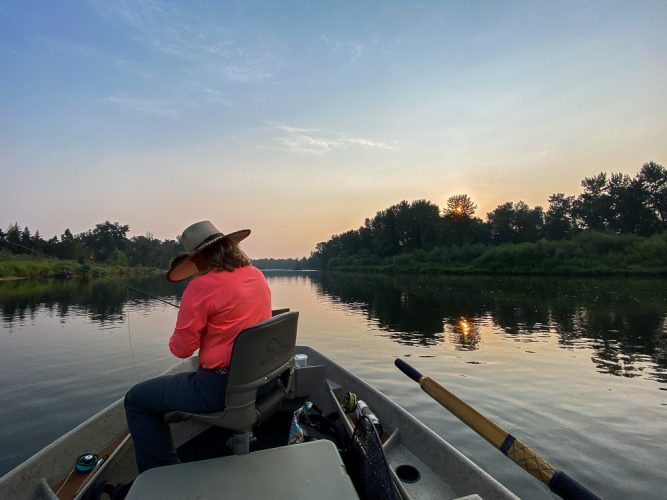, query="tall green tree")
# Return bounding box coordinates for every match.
[4,223,23,253]
[81,221,130,262]
[486,202,515,244]
[56,228,82,260]
[445,194,477,218]
[606,173,656,235]
[636,162,667,227]
[487,201,543,244]
[575,173,612,231]
[371,206,400,257]
[19,226,32,251]
[30,230,47,254]
[513,202,544,242]
[407,199,441,250]
[544,193,576,240]
[442,194,482,245]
